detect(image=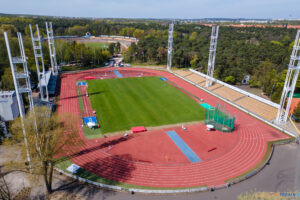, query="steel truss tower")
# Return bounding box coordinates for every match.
[276,30,300,124]
[4,32,34,113]
[167,22,174,70]
[46,22,58,75]
[4,32,33,166]
[206,25,219,87]
[29,24,49,102]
